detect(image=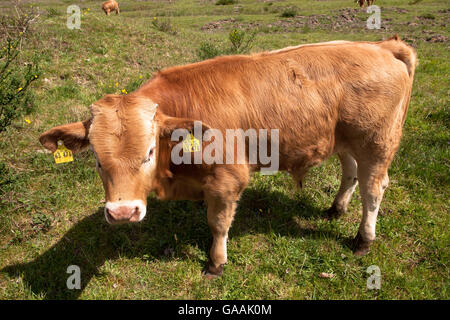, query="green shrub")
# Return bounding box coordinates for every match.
[0,6,40,132]
[197,41,221,60]
[420,13,435,19]
[151,17,177,35]
[228,28,256,54]
[280,7,297,18]
[216,0,237,5]
[229,28,245,52]
[263,3,273,13]
[197,28,257,61]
